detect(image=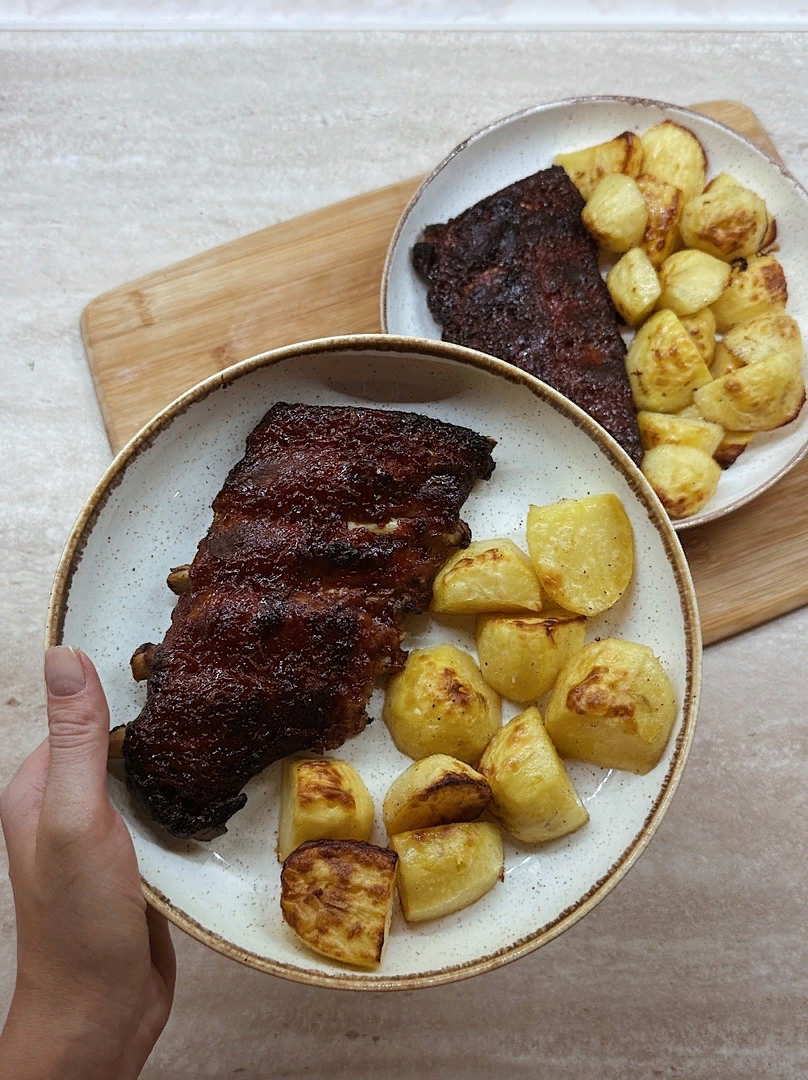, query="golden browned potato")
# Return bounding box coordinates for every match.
[554,131,643,201]
[636,173,685,269]
[475,607,586,702]
[762,213,777,250]
[714,429,755,469]
[545,638,677,774]
[637,410,723,456]
[704,175,778,247]
[382,644,501,766]
[710,343,746,378]
[526,494,633,616]
[679,184,770,261]
[390,822,503,923]
[277,758,375,862]
[606,247,661,327]
[679,307,716,365]
[382,755,491,835]
[641,444,721,518]
[280,839,398,968]
[721,312,804,369]
[640,121,707,202]
[674,402,704,421]
[711,255,787,331]
[703,175,775,248]
[657,250,731,317]
[703,176,778,245]
[478,706,588,843]
[625,309,713,412]
[703,172,735,193]
[706,174,778,248]
[582,174,648,252]
[430,538,542,615]
[694,353,805,431]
